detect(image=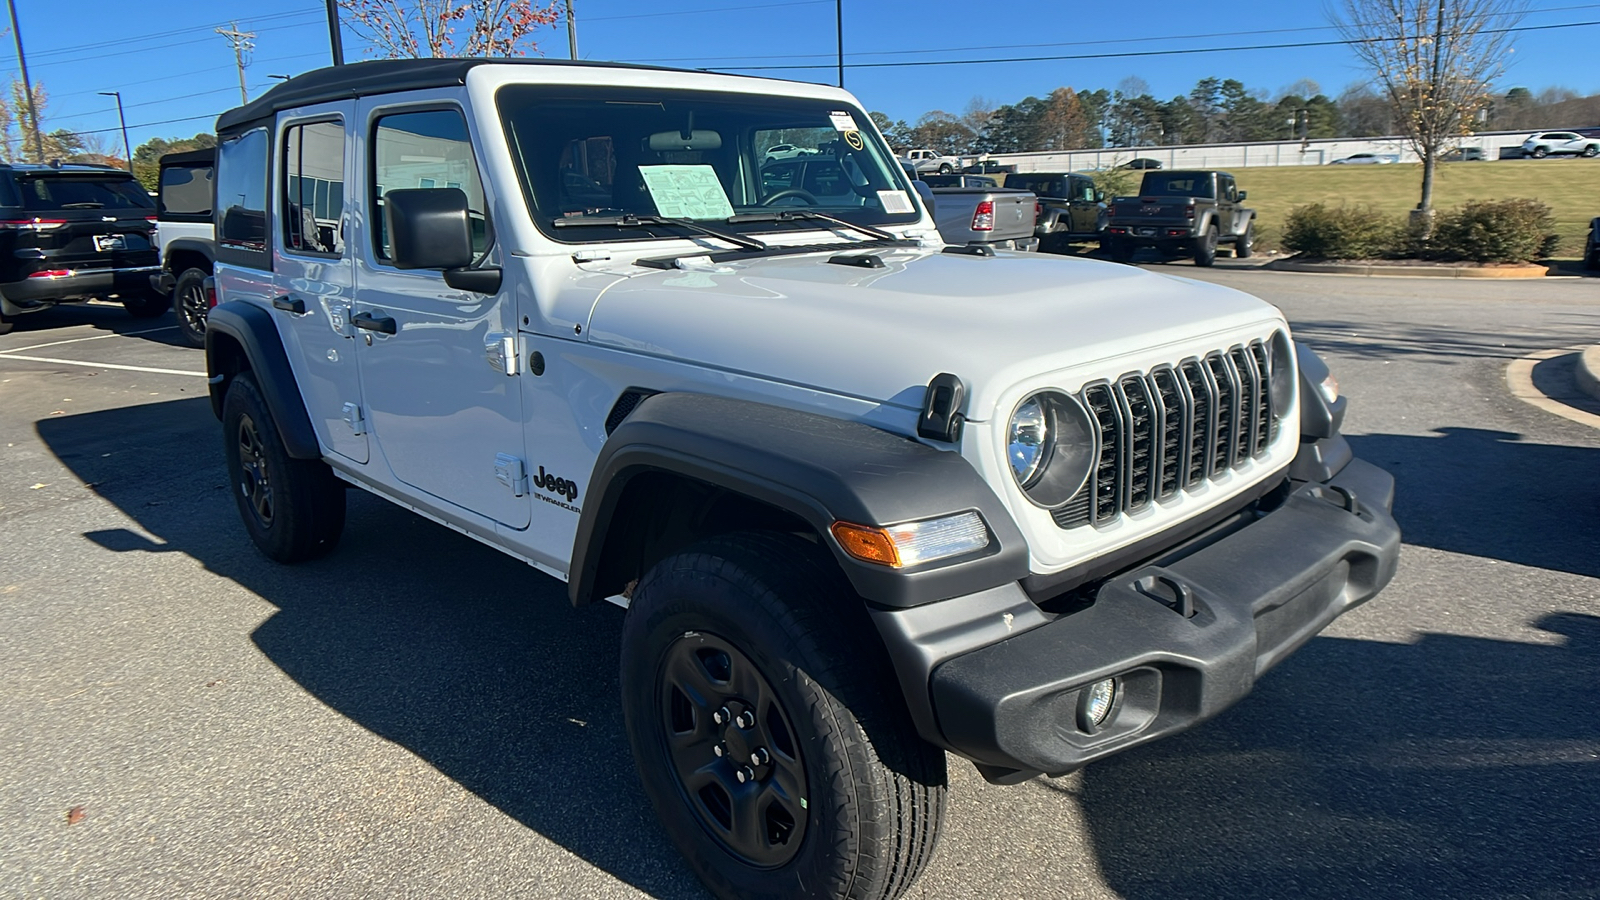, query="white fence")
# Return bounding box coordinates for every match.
[977,130,1538,172]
